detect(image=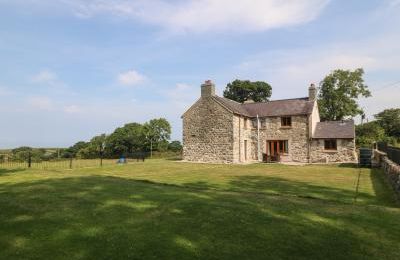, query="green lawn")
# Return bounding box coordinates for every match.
[0,160,399,259]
